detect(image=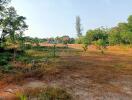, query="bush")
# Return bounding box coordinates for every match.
[75,36,84,44]
[16,92,27,100]
[0,52,12,66]
[108,29,121,45]
[0,59,8,65]
[2,64,12,73]
[0,52,12,73]
[25,44,32,49]
[82,36,91,52]
[94,39,107,54]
